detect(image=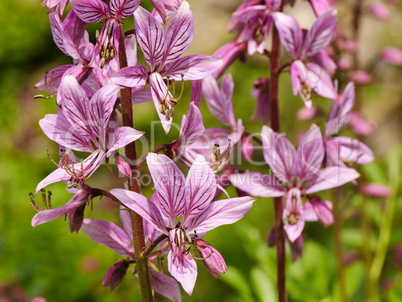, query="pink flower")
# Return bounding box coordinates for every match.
[230,125,359,241]
[272,9,338,106]
[111,153,255,294]
[111,2,222,133]
[36,75,143,192]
